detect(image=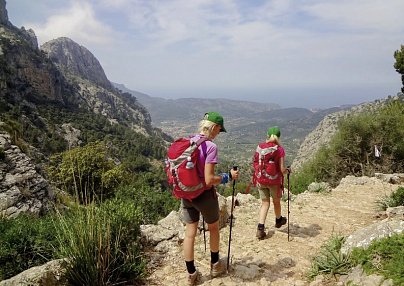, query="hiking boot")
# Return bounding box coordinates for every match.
[256,228,266,240]
[210,258,226,278]
[275,216,287,228]
[187,269,200,285]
